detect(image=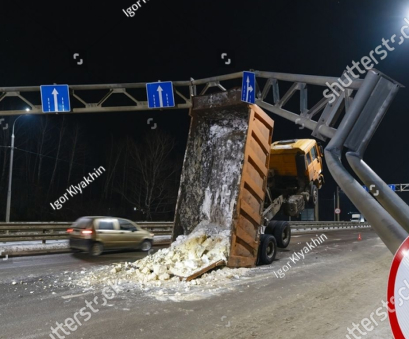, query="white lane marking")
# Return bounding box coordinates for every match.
[18,333,47,339]
[61,292,93,299]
